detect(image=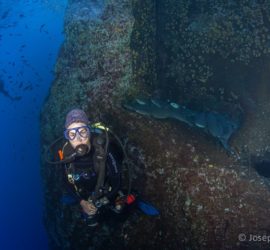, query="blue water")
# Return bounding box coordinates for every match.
[0,1,67,249]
